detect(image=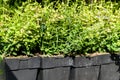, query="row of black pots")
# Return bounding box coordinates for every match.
[0,54,119,80]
